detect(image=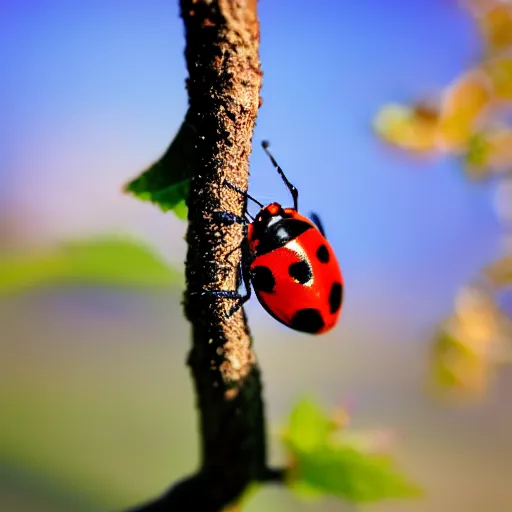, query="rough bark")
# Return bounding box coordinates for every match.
[124,1,272,510]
